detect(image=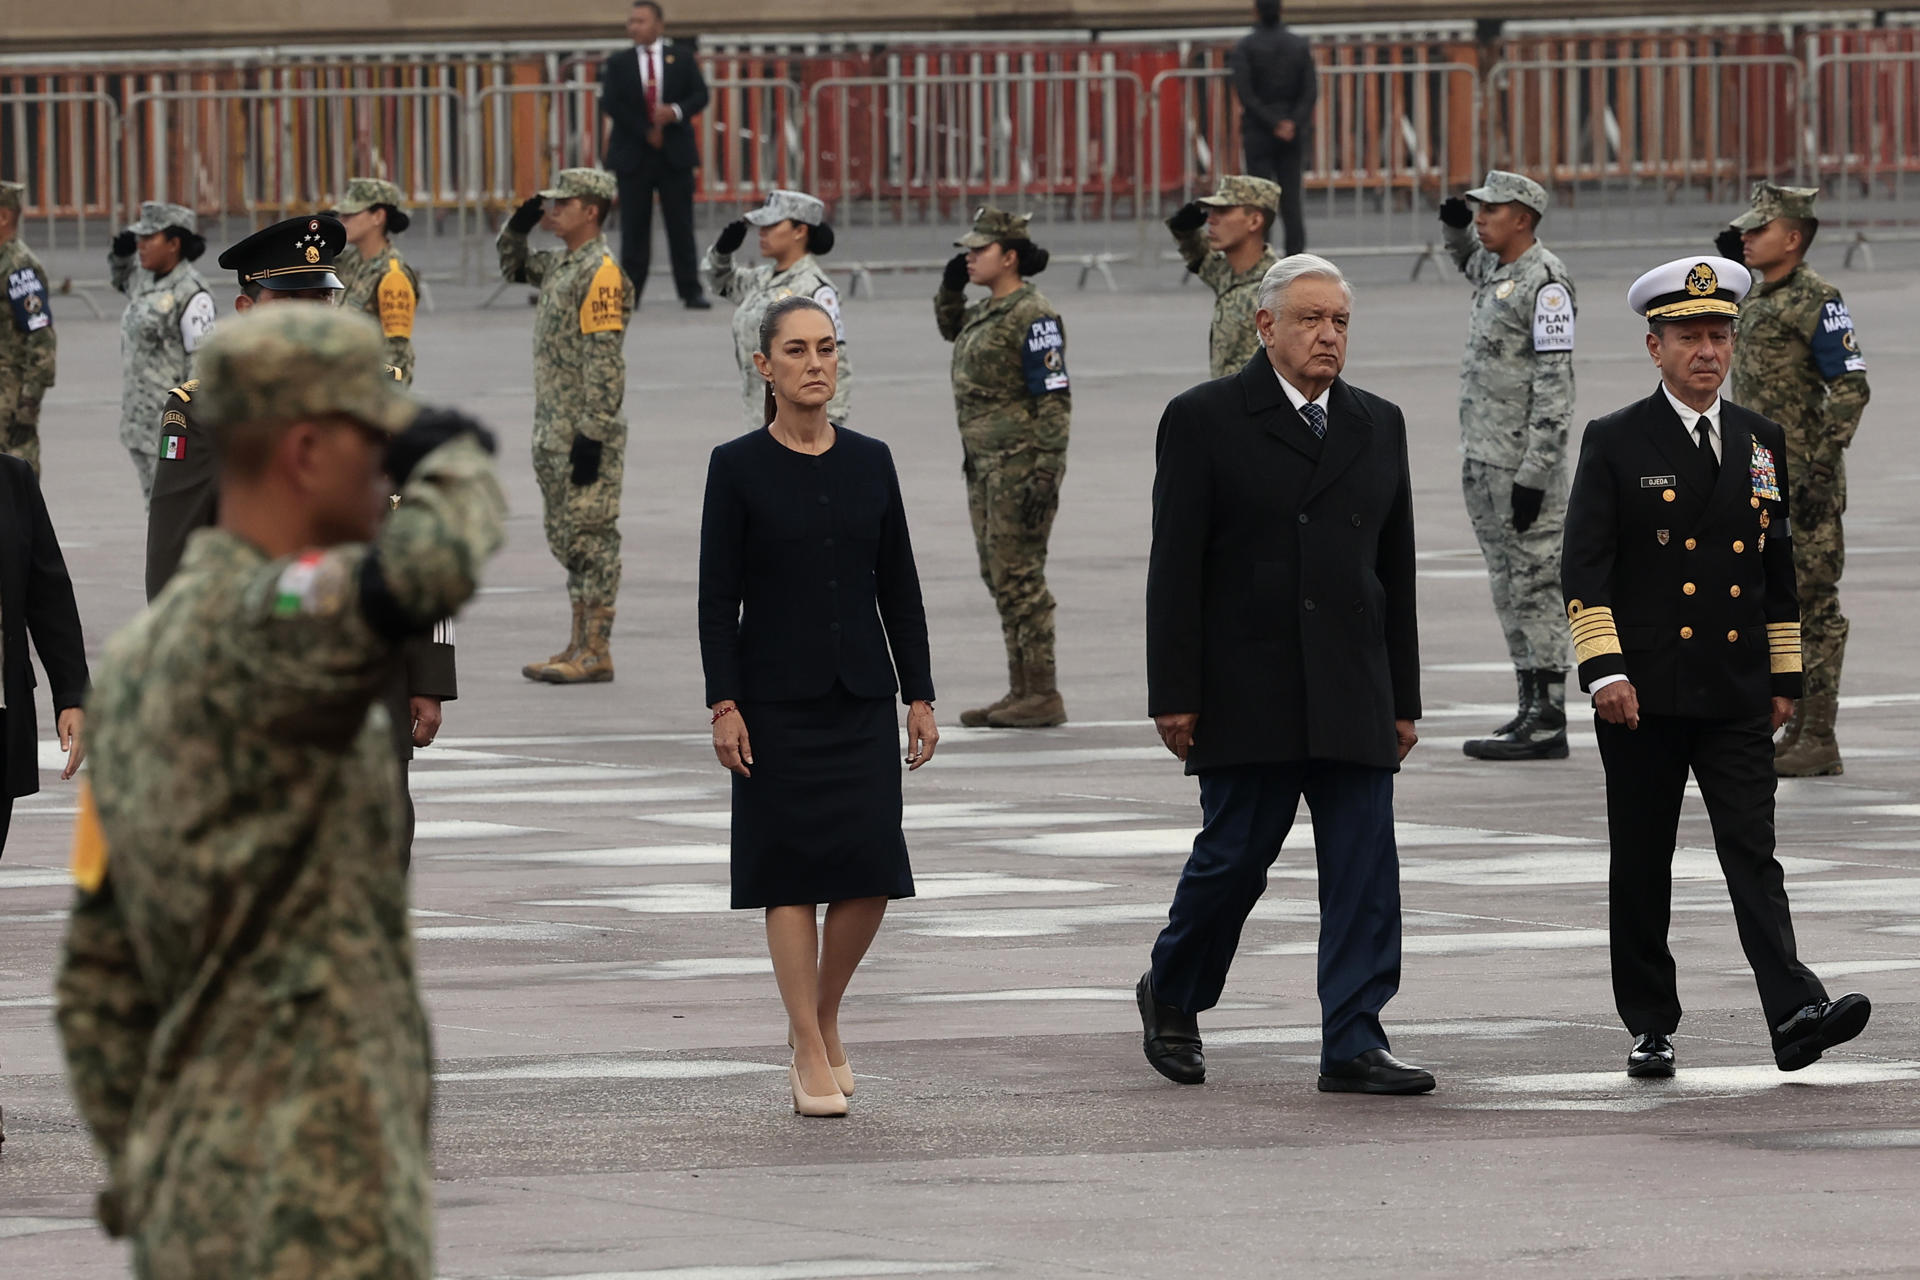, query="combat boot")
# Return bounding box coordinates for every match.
[961,651,1024,727]
[988,657,1067,728]
[538,605,615,684]
[523,600,584,682]
[1776,692,1842,777]
[1463,669,1569,760]
[1474,669,1537,743]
